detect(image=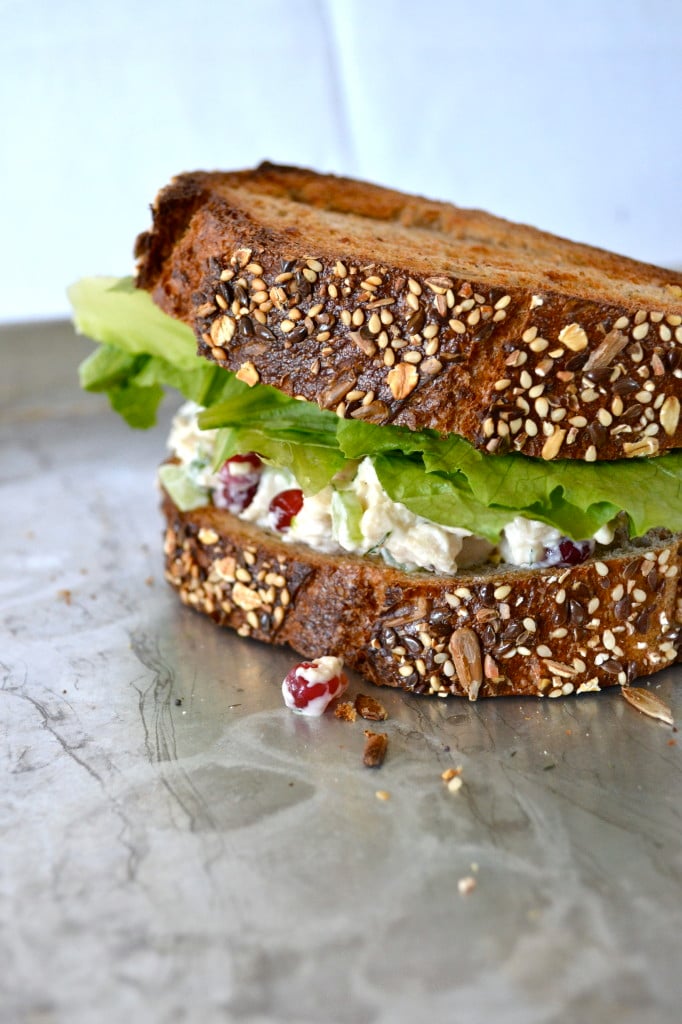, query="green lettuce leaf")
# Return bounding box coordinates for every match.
[70,276,198,368]
[70,275,682,540]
